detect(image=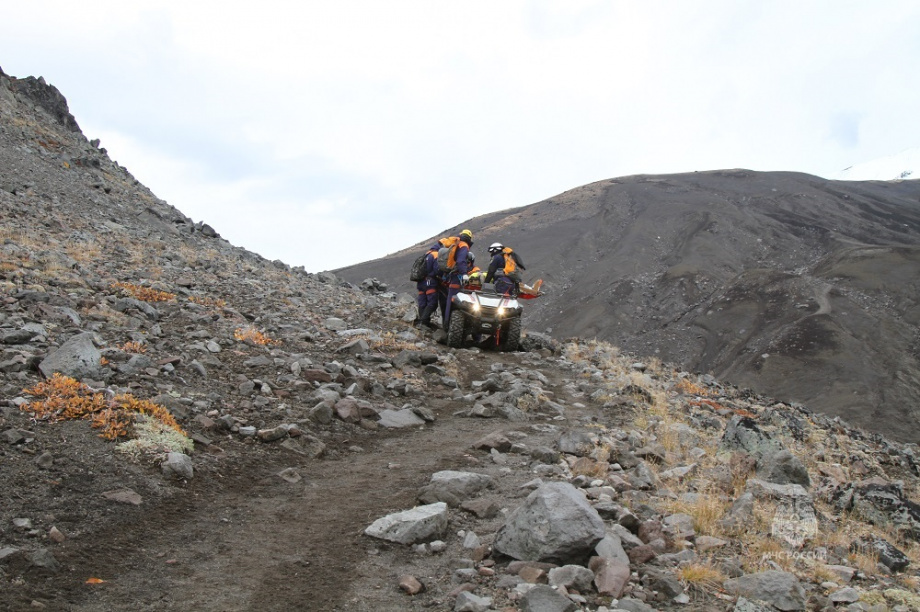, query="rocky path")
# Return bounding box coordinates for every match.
[48,352,576,612]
